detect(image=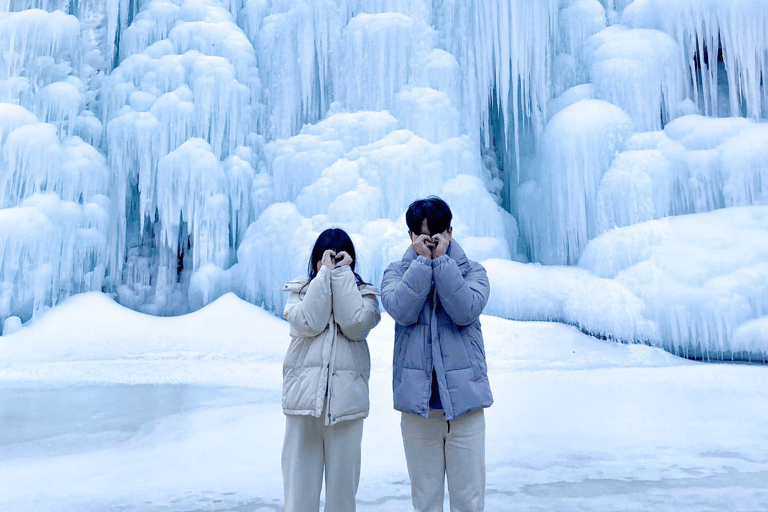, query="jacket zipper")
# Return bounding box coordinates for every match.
[326,310,337,425]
